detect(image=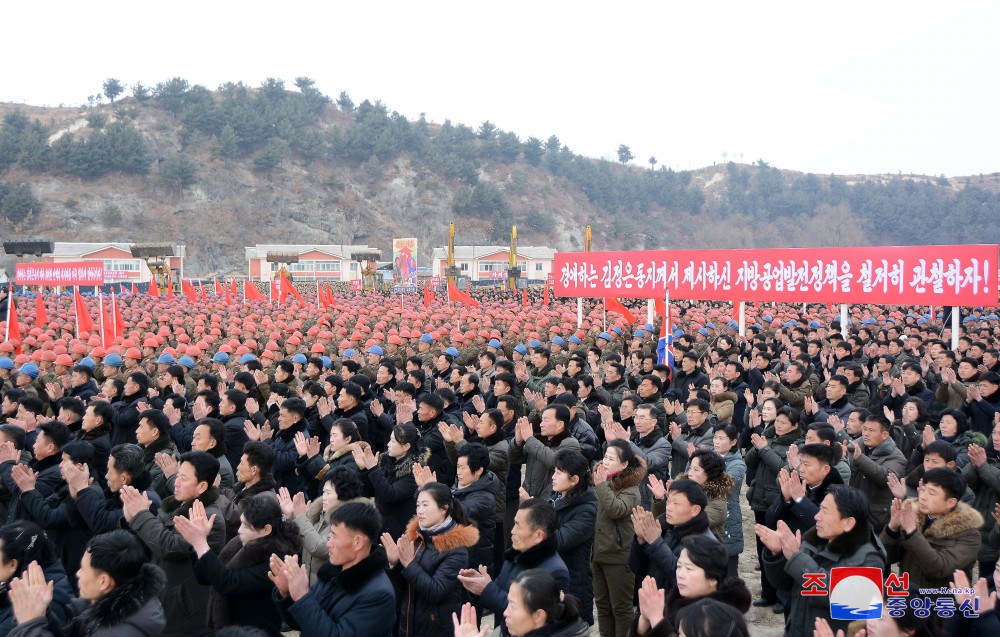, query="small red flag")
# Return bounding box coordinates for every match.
[74,288,94,333]
[318,283,328,308]
[183,279,197,303]
[214,278,224,296]
[165,276,174,299]
[325,282,335,308]
[423,283,433,308]
[131,283,138,295]
[148,278,160,297]
[605,297,638,324]
[199,280,207,302]
[35,290,48,327]
[4,286,21,353]
[244,281,266,302]
[281,275,306,306]
[543,284,550,307]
